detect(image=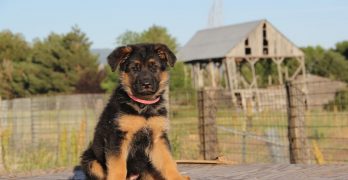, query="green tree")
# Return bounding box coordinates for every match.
[0,30,32,98]
[255,59,278,87]
[116,30,141,46]
[138,25,178,52]
[334,41,348,60]
[170,62,191,91]
[0,27,100,99]
[325,89,348,111]
[116,25,178,52]
[302,46,348,83]
[101,66,119,93]
[31,26,99,94]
